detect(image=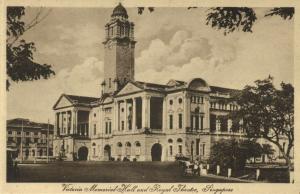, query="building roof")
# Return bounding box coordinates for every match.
[134,81,170,92]
[116,79,241,96]
[210,86,241,97]
[65,94,99,104]
[7,118,54,130]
